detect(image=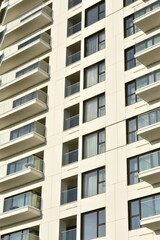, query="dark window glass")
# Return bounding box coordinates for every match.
[124,0,138,7]
[82,167,105,198]
[85,30,105,57]
[68,0,82,9]
[83,129,105,159]
[10,123,35,140]
[84,60,105,88]
[124,14,139,38]
[127,117,139,144]
[125,46,140,70]
[83,94,105,122]
[85,1,105,27]
[82,208,106,240]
